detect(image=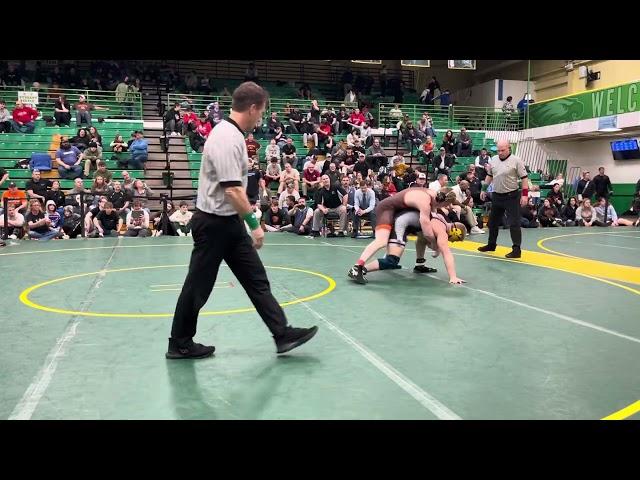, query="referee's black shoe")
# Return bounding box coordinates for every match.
[477,244,497,252]
[275,326,319,354]
[414,265,437,273]
[166,338,216,359]
[505,248,522,259]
